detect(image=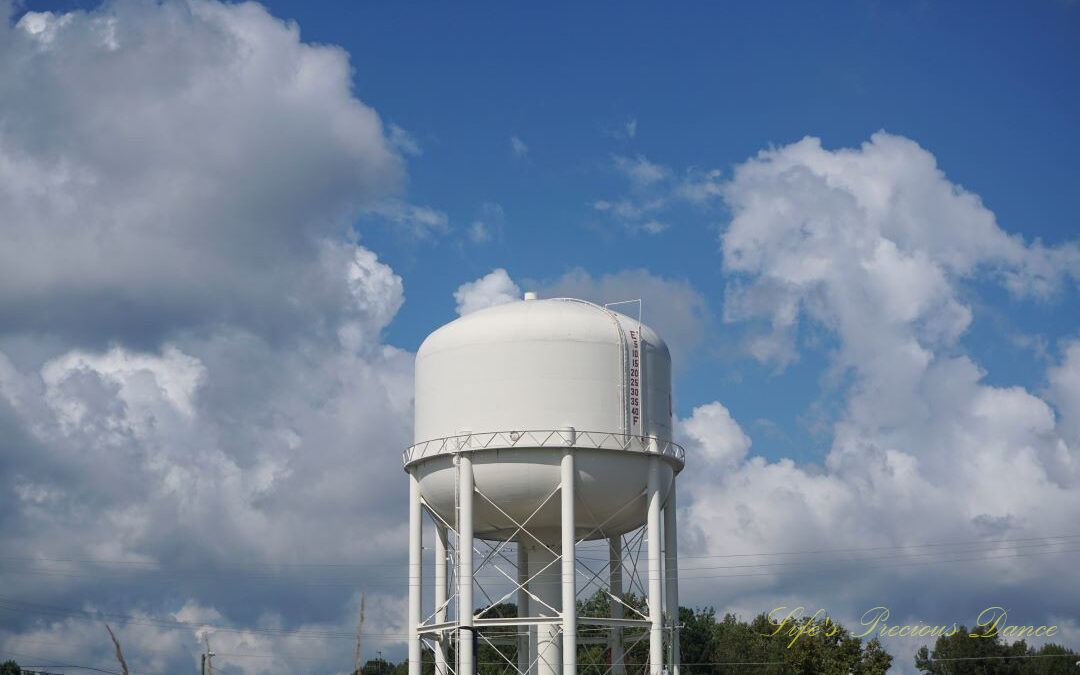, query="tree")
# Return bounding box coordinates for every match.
[430,599,896,675]
[1024,643,1080,675]
[0,661,21,675]
[915,625,1079,675]
[679,606,720,668]
[667,608,893,675]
